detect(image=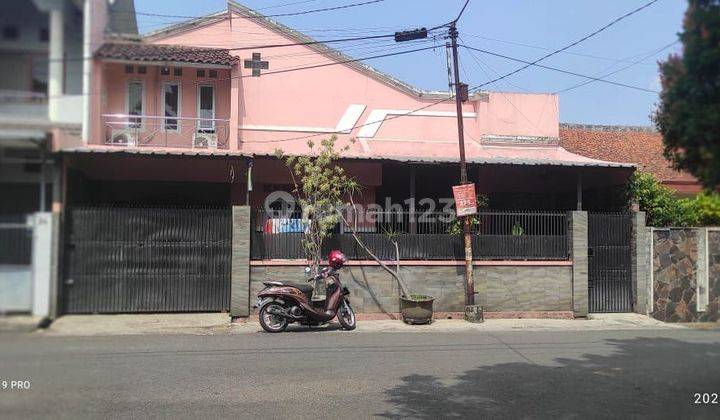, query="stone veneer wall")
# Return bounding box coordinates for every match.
[249,264,573,313]
[652,229,699,322]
